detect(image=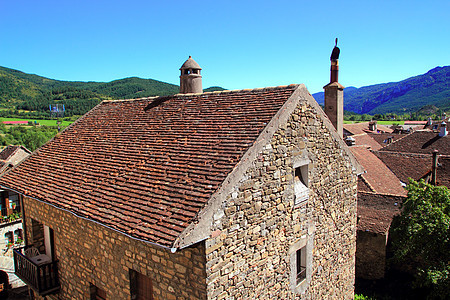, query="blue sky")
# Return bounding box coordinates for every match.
[1,0,449,93]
